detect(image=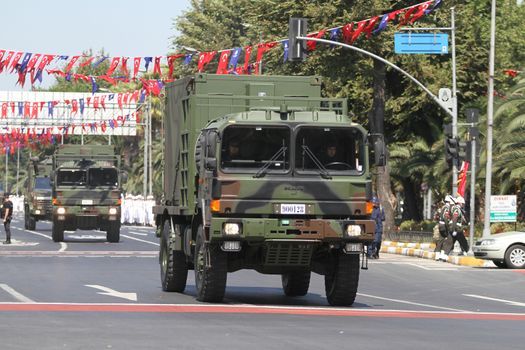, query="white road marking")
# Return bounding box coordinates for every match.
[357,293,469,312]
[25,229,51,240]
[121,234,159,246]
[0,284,35,303]
[85,284,137,301]
[403,262,458,271]
[463,294,525,307]
[128,231,148,236]
[59,242,67,252]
